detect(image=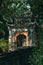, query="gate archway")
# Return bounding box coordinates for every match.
[17,34,26,47]
[14,32,29,47]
